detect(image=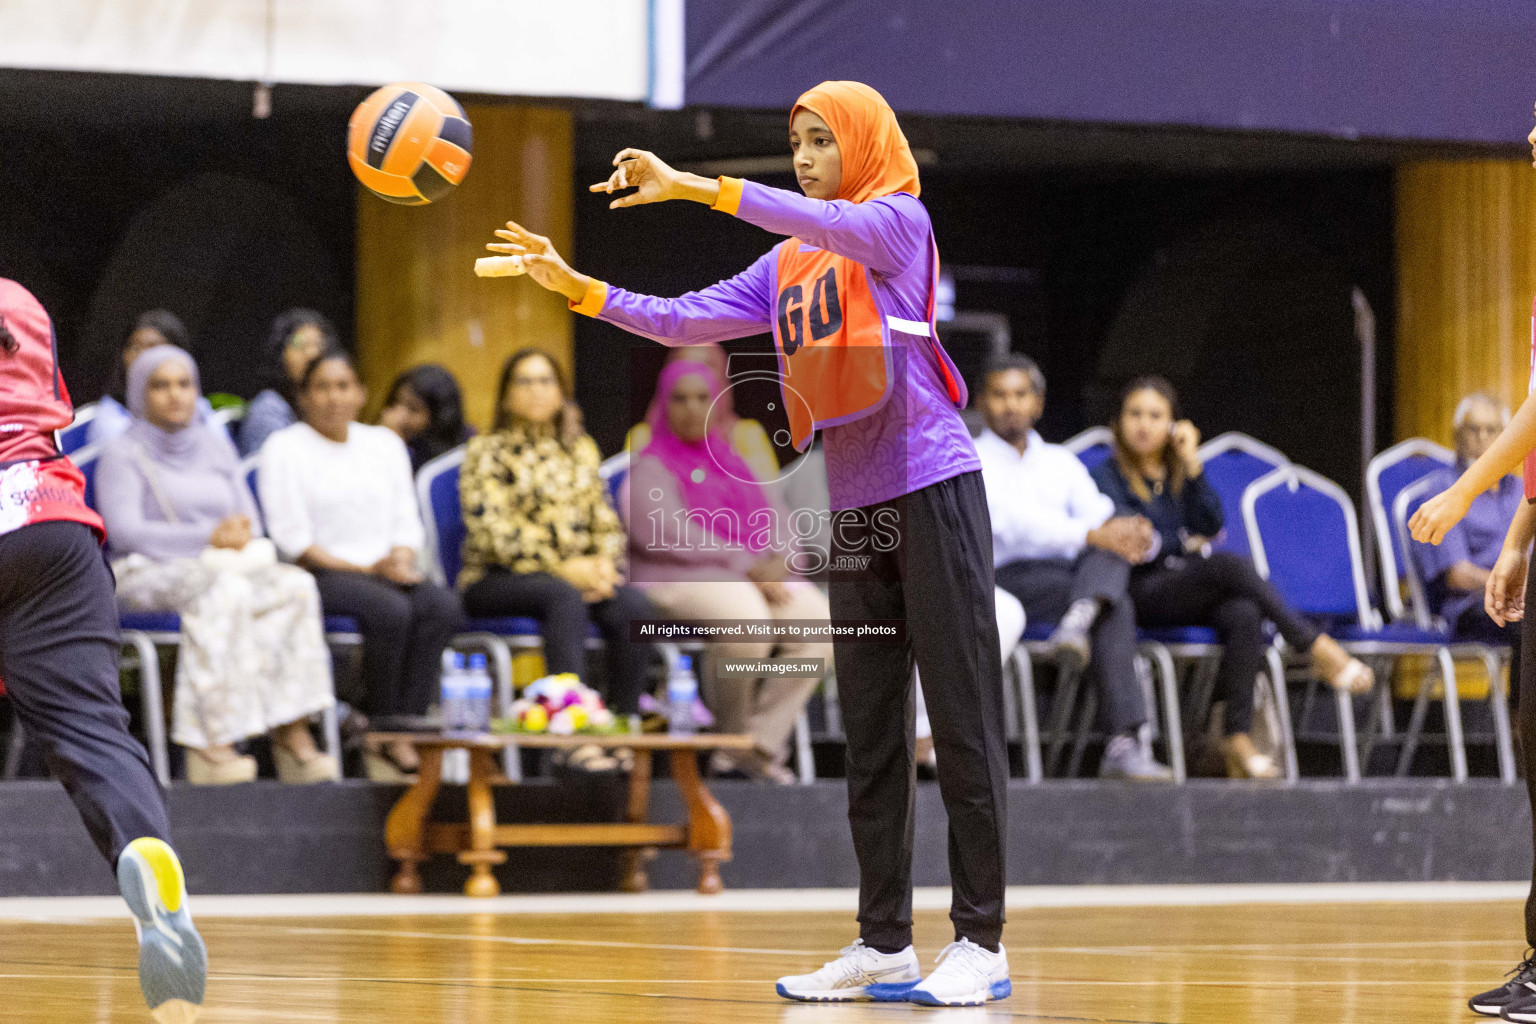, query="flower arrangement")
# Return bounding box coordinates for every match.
[495,673,620,735]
